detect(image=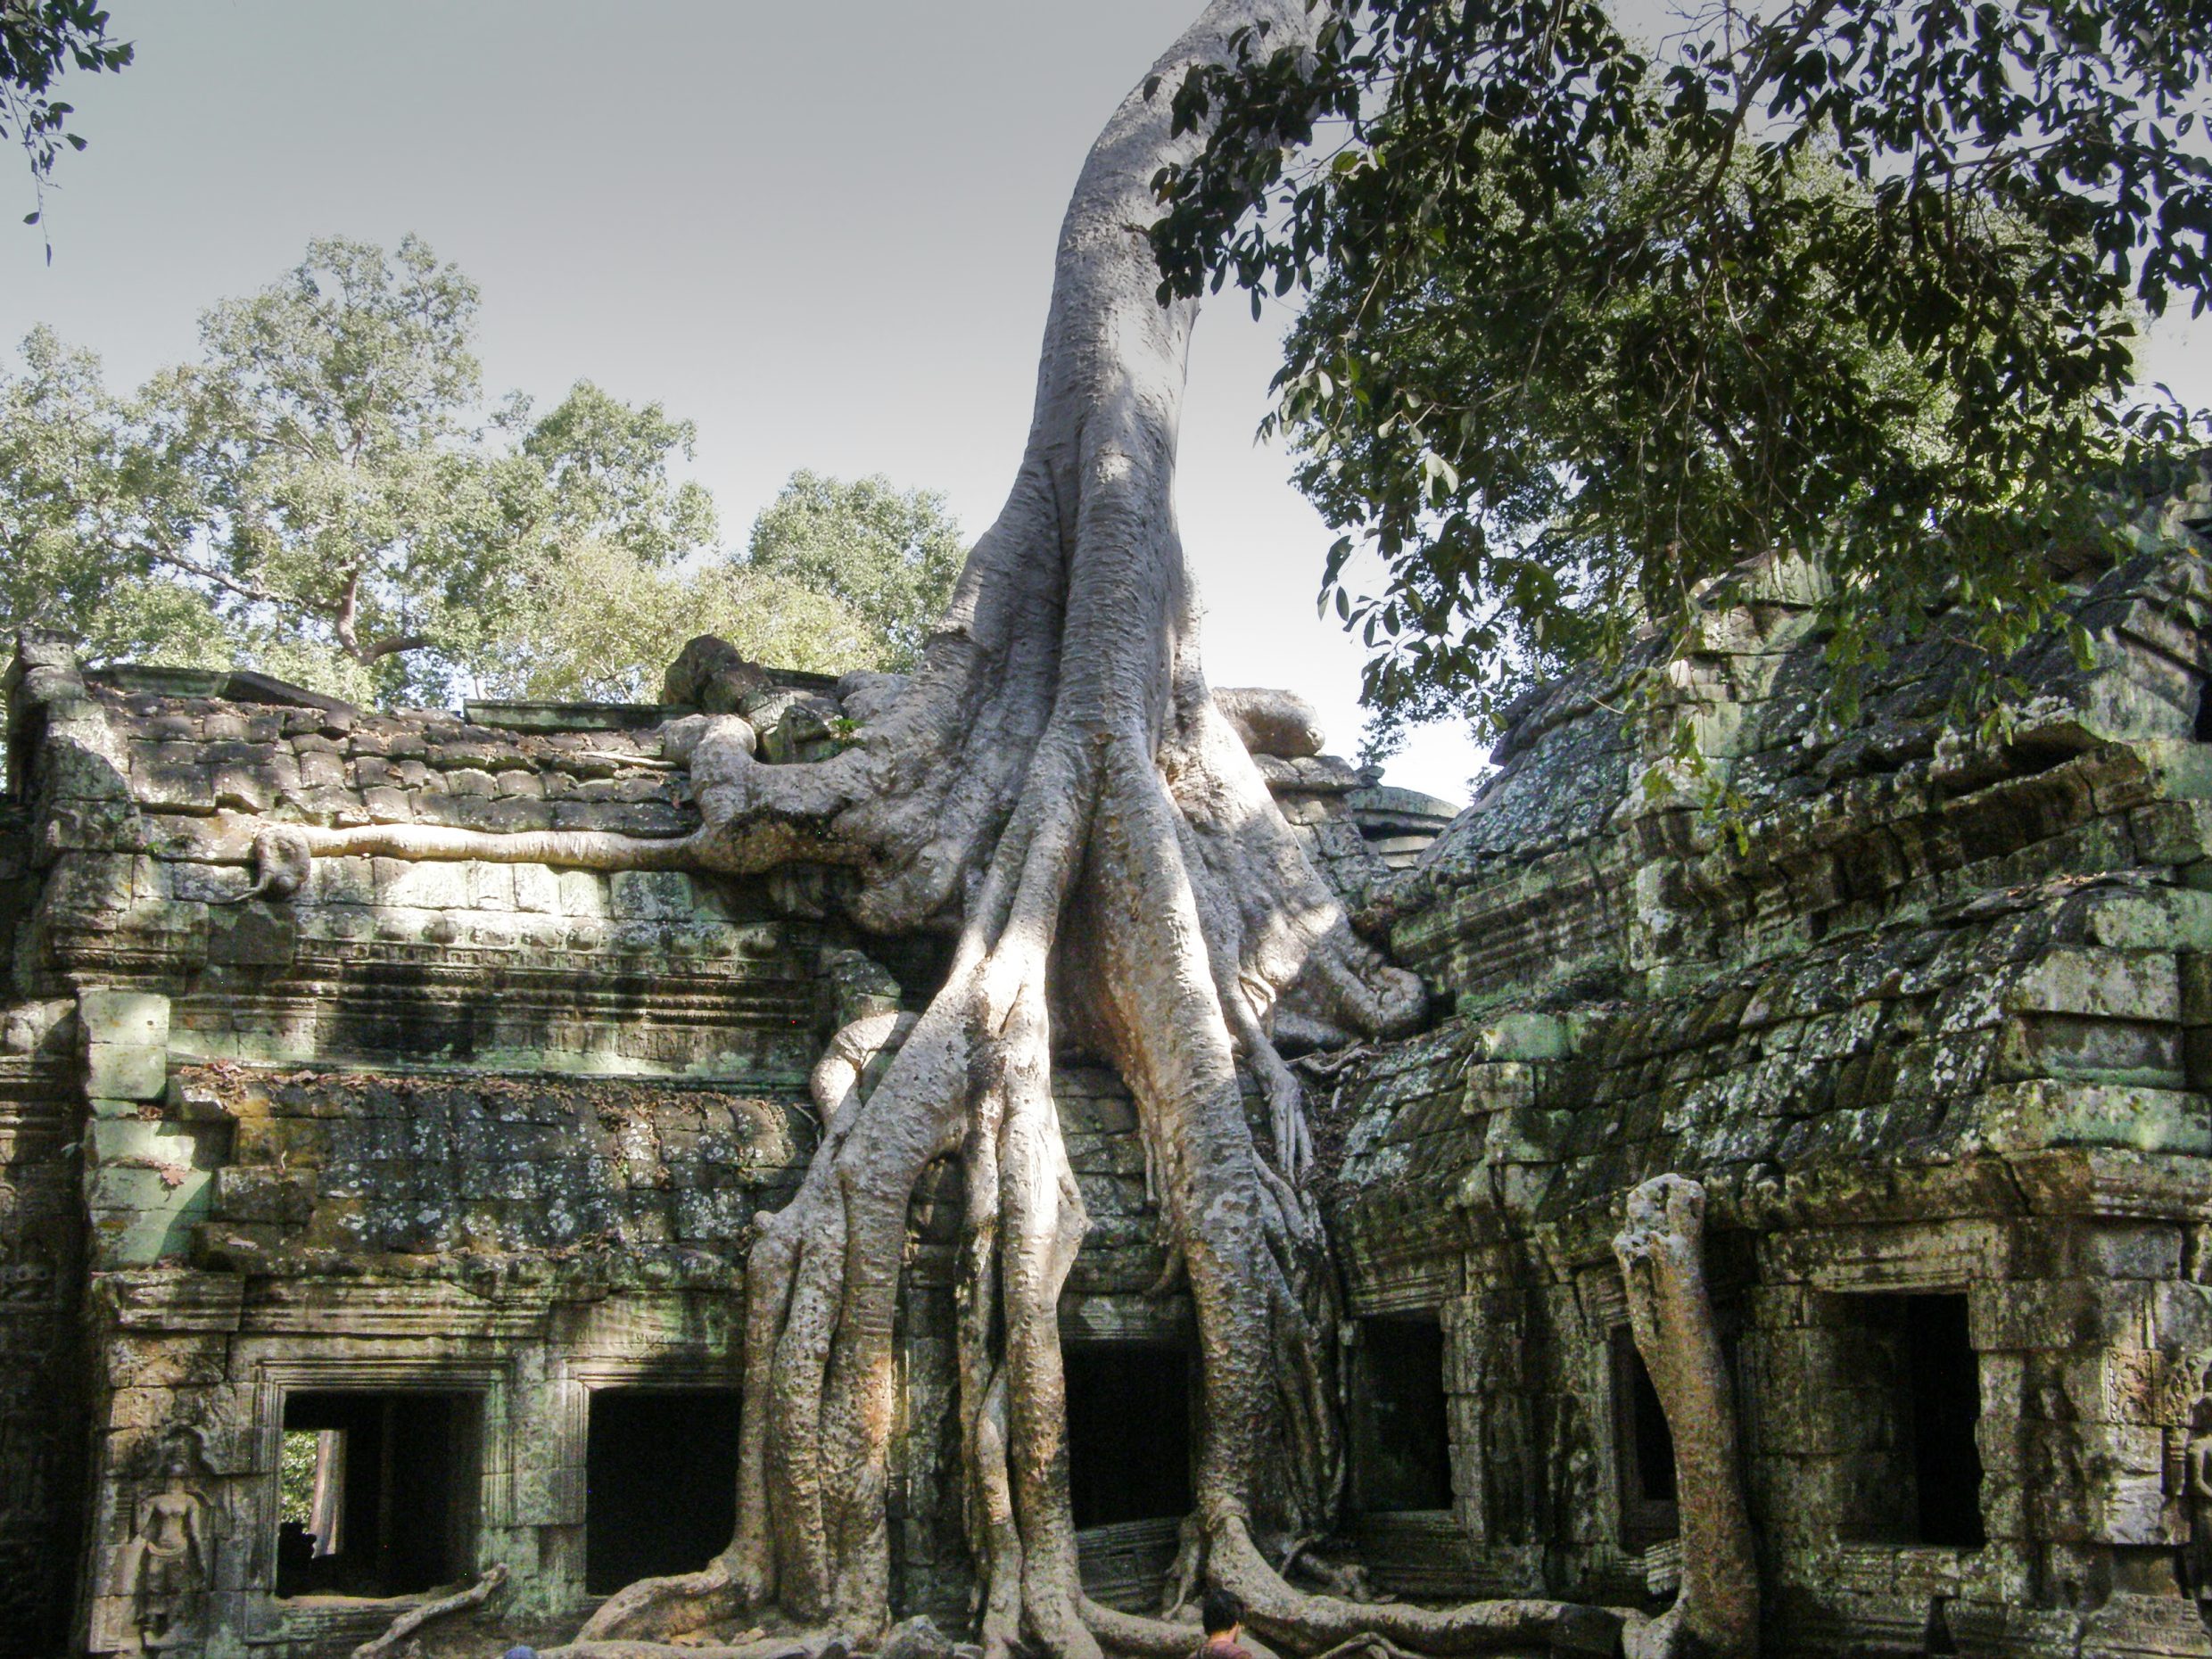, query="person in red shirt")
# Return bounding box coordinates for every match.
[1197,1589,1252,1659]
